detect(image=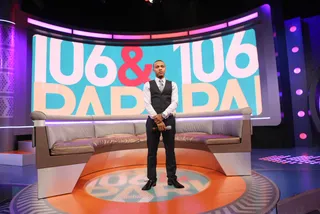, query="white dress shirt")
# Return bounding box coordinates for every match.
[143,77,178,119]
